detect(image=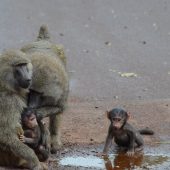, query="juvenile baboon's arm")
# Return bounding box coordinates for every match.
[126,131,135,156]
[103,126,114,154]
